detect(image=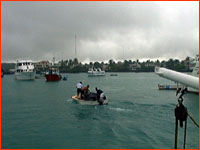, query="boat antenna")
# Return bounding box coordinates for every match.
[52,57,55,66]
